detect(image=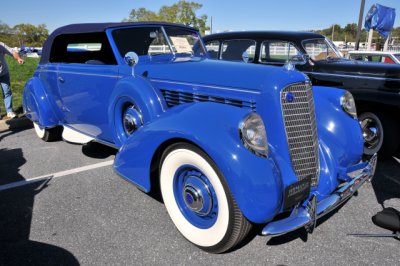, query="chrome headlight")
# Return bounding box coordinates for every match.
[340,91,357,119]
[239,112,268,158]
